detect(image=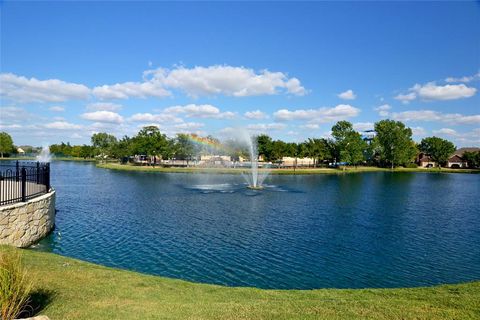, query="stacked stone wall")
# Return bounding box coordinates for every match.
[0,190,56,248]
